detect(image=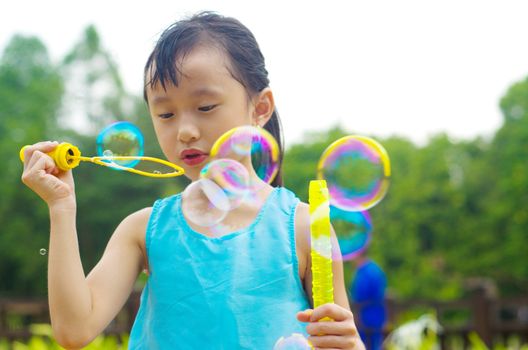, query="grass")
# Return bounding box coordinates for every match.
[0,324,128,350]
